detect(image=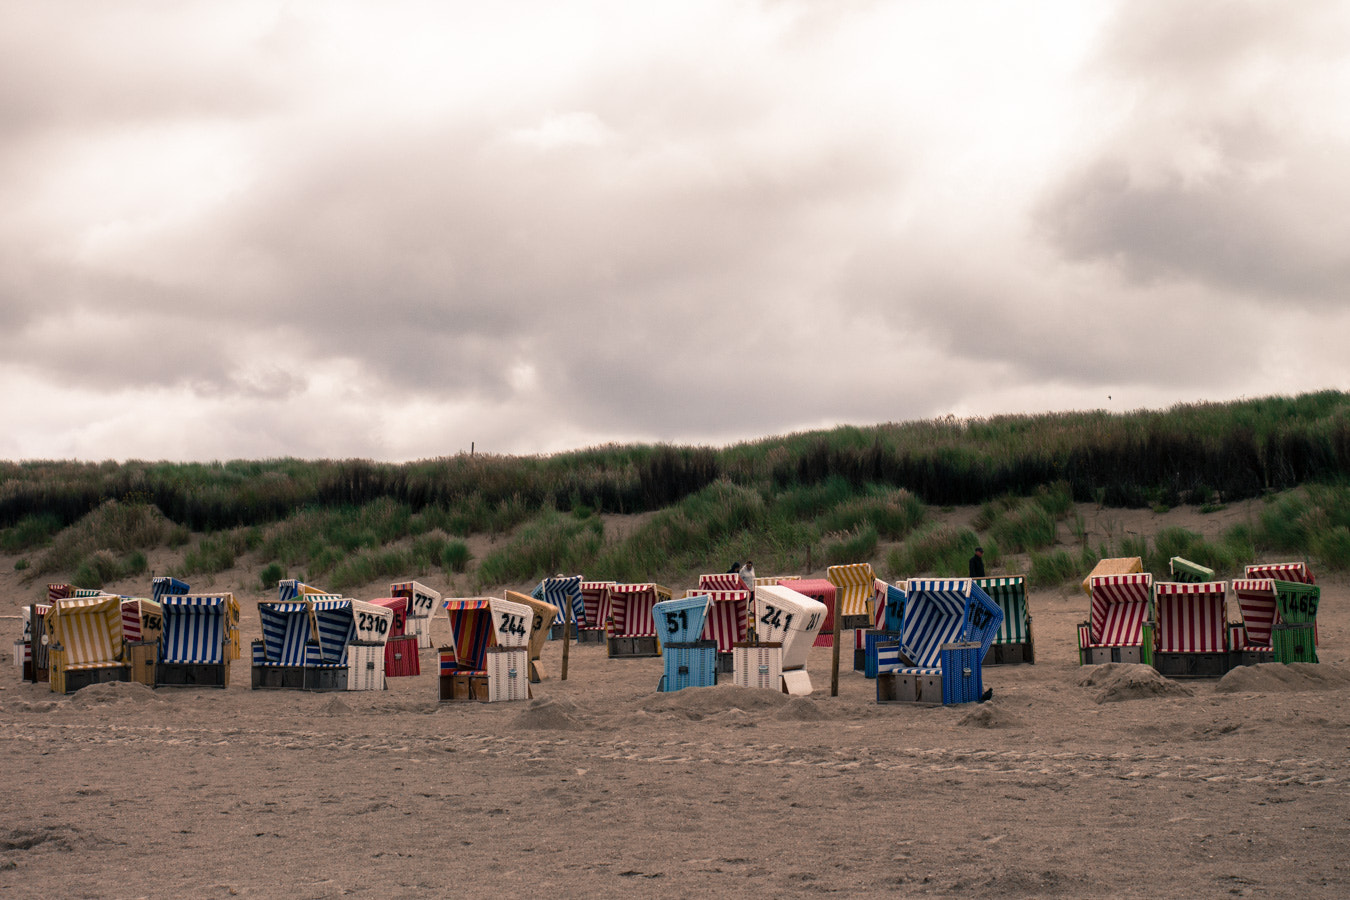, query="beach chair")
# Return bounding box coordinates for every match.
[1169,557,1215,583]
[46,595,130,694]
[307,596,394,691]
[19,603,53,683]
[975,576,1035,665]
[439,597,533,701]
[151,576,191,603]
[578,581,614,644]
[654,594,716,692]
[876,579,1003,705]
[1078,573,1153,666]
[391,580,442,649]
[776,579,838,648]
[606,583,672,658]
[505,590,559,683]
[753,583,829,695]
[859,581,905,677]
[369,596,419,677]
[1153,581,1230,677]
[538,575,585,640]
[157,593,239,687]
[687,586,749,673]
[828,563,877,634]
[253,599,316,689]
